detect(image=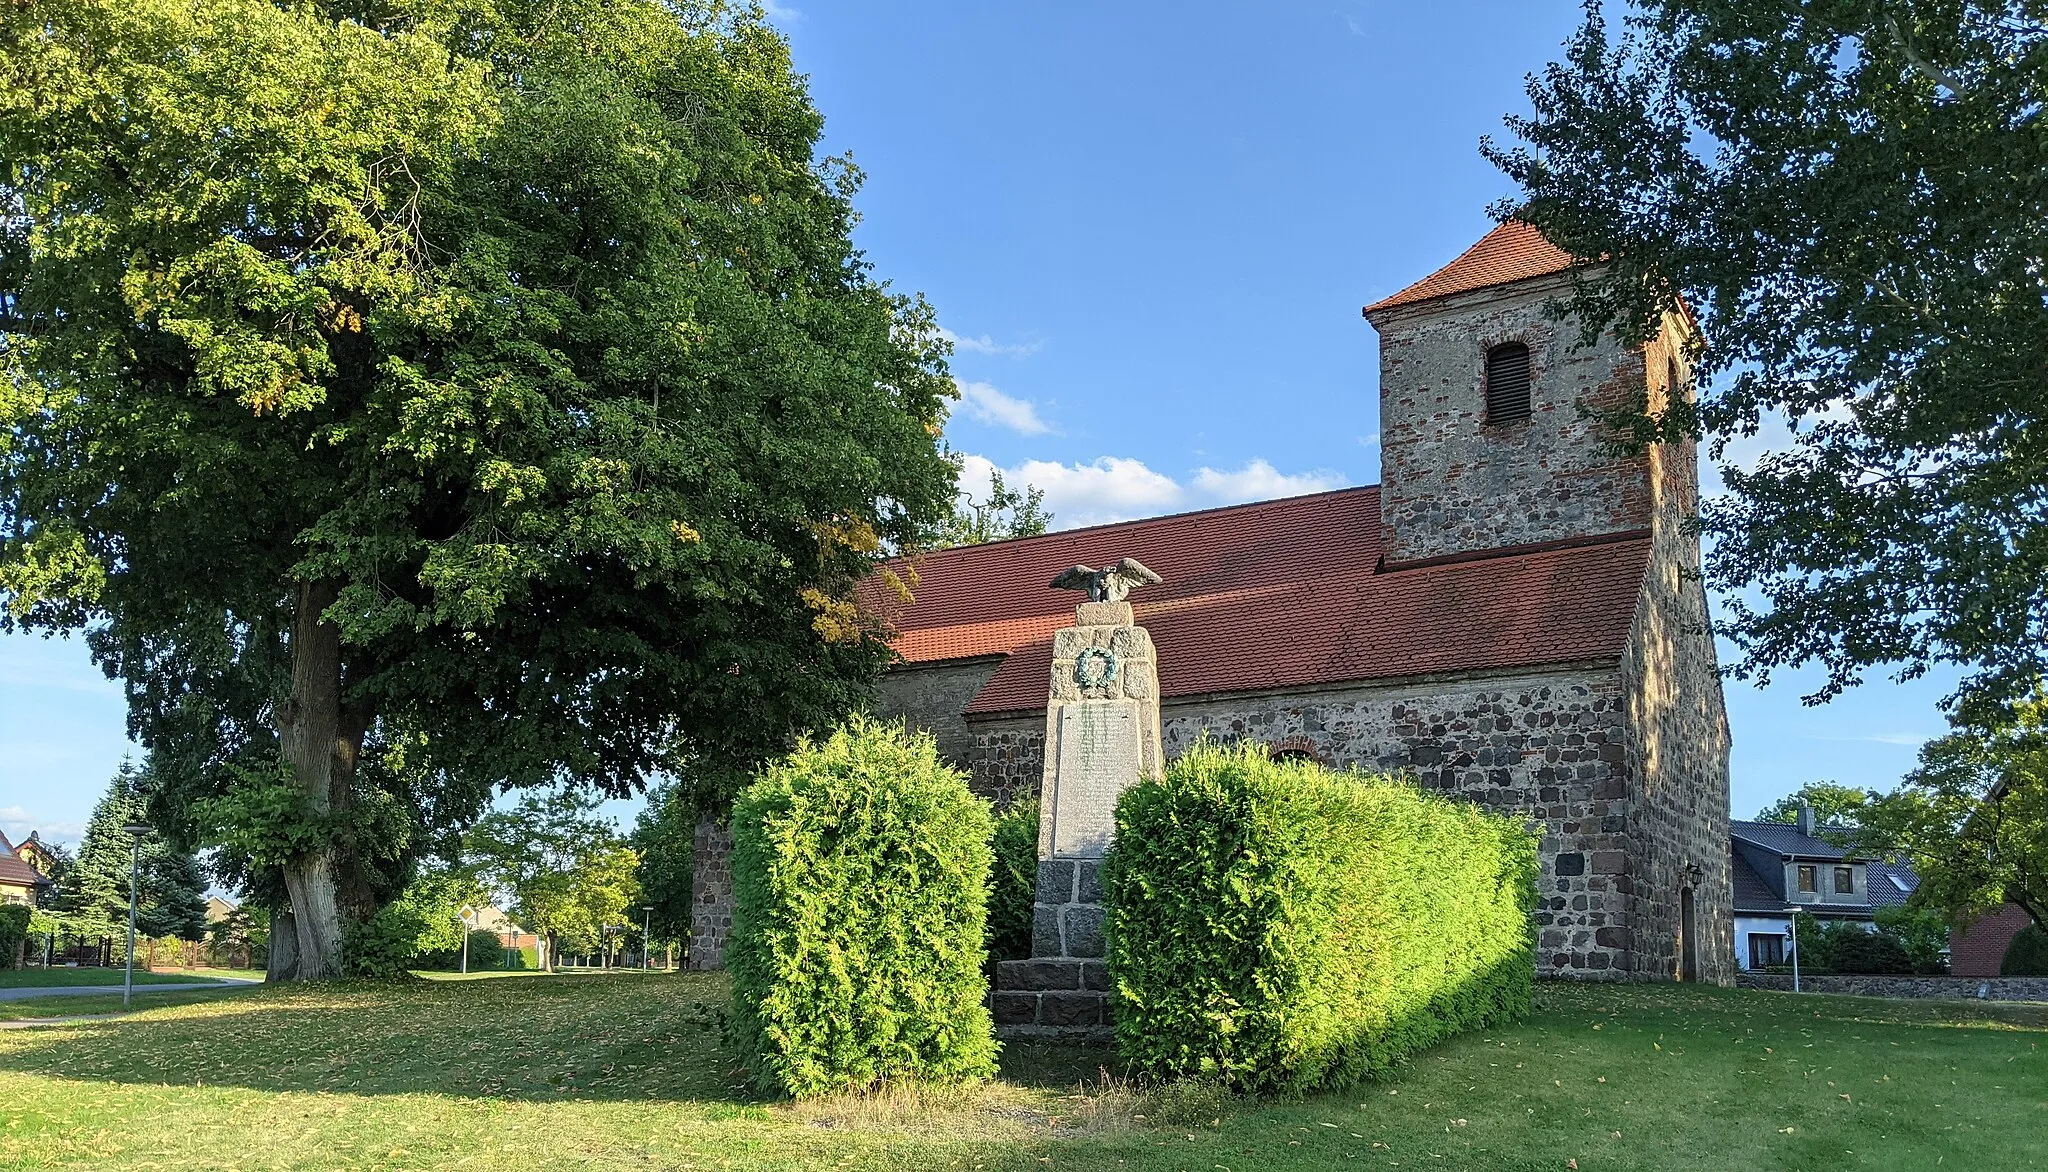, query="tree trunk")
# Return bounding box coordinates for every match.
[268,906,299,981]
[273,580,371,981]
